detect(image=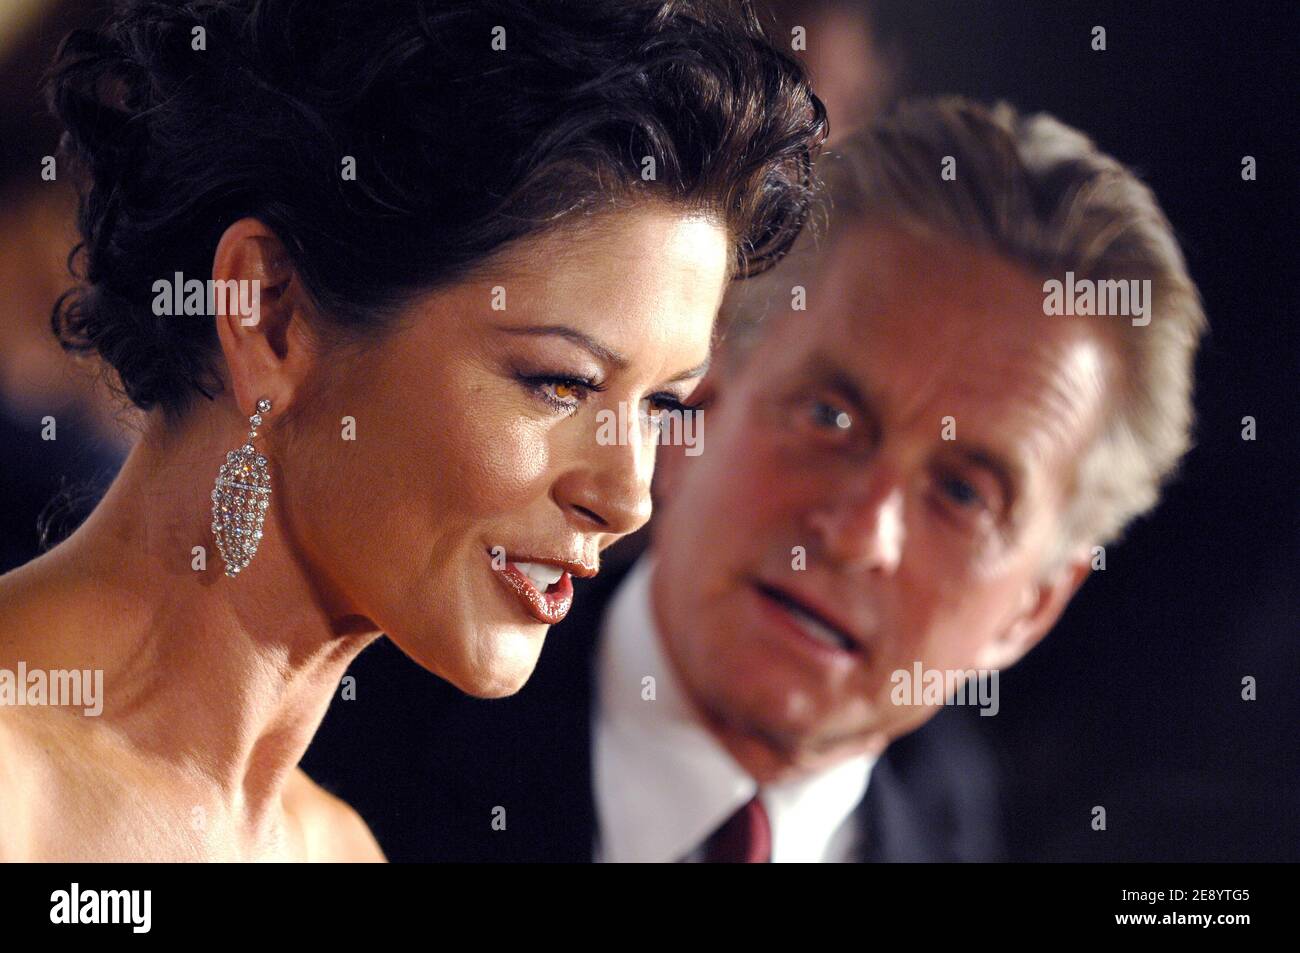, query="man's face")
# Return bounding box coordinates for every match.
[651,224,1114,780]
